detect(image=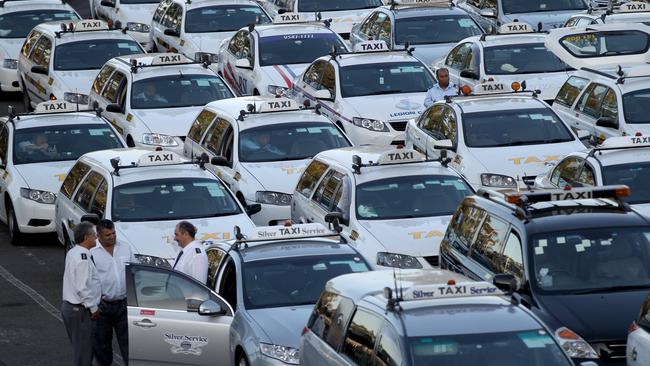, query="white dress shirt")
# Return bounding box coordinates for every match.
[62,245,101,313]
[424,82,458,107]
[173,240,208,284]
[91,240,135,301]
